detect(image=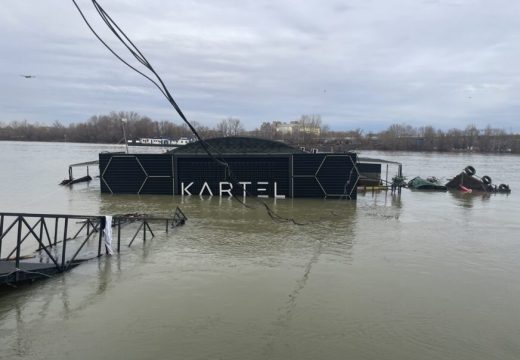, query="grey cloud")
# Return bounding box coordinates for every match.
[1,0,519,131]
